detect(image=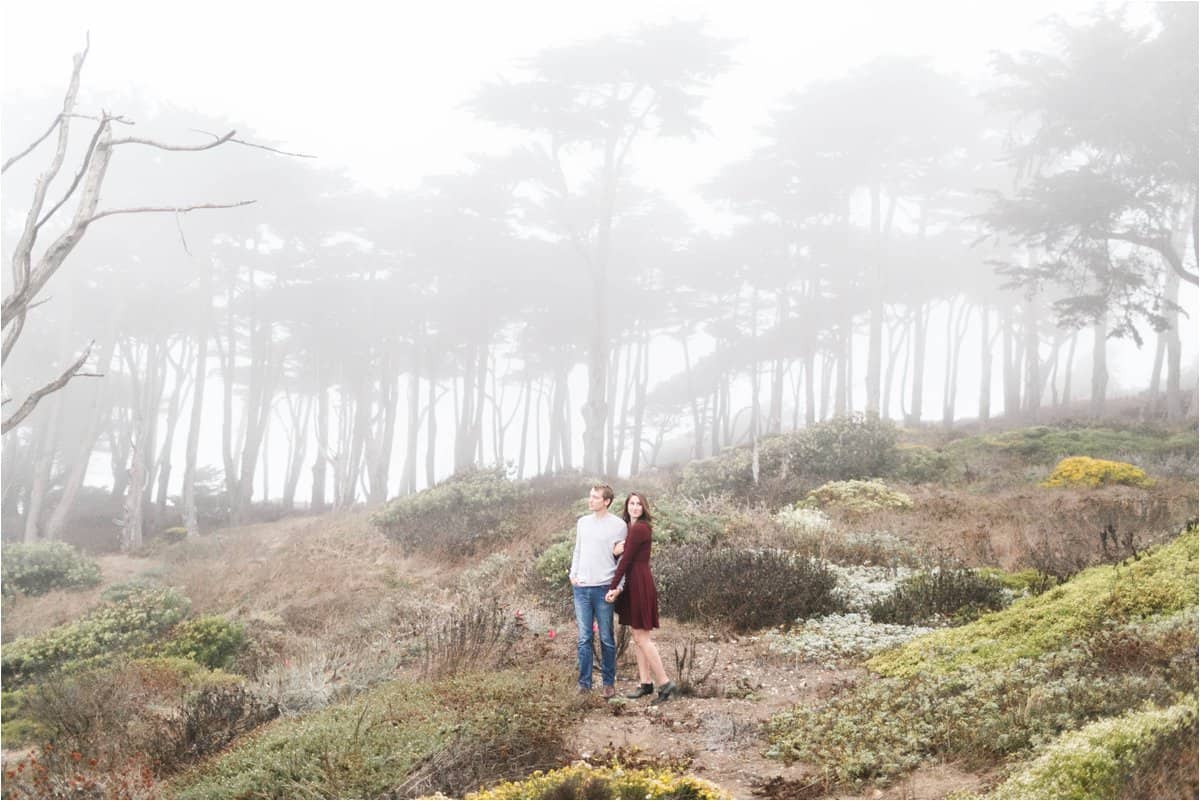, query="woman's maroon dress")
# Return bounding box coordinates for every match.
[609,520,659,630]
